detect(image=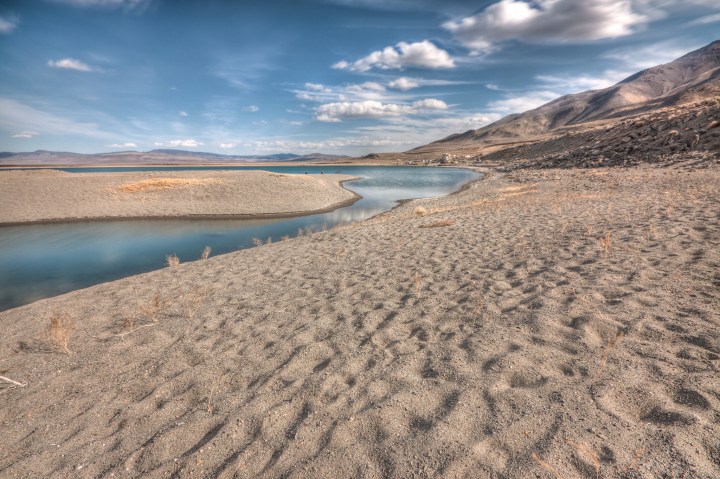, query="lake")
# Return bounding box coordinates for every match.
[0,166,479,311]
